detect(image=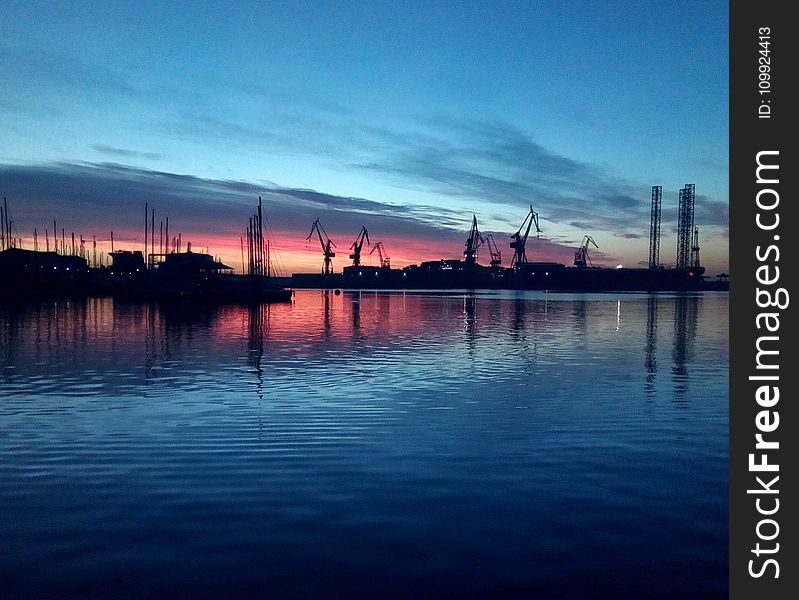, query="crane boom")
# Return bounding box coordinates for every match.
[307,218,336,274]
[574,235,598,267]
[349,225,370,266]
[510,205,541,268]
[482,233,502,267]
[370,241,390,268]
[463,214,483,265]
